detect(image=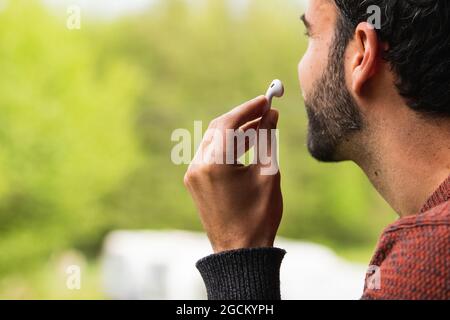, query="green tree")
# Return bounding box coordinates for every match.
[0,1,142,274]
